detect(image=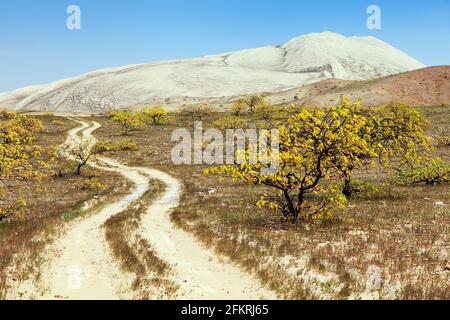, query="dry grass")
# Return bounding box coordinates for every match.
[0,106,446,299]
[0,116,130,299]
[94,105,450,300]
[63,107,450,299]
[103,185,179,299]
